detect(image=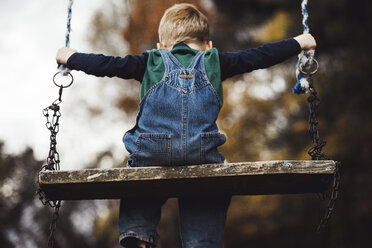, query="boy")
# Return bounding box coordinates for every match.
[57,3,316,248]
